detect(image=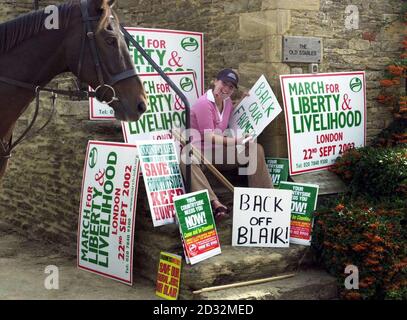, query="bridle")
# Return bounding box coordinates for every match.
[0,0,138,161]
[76,0,138,104]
